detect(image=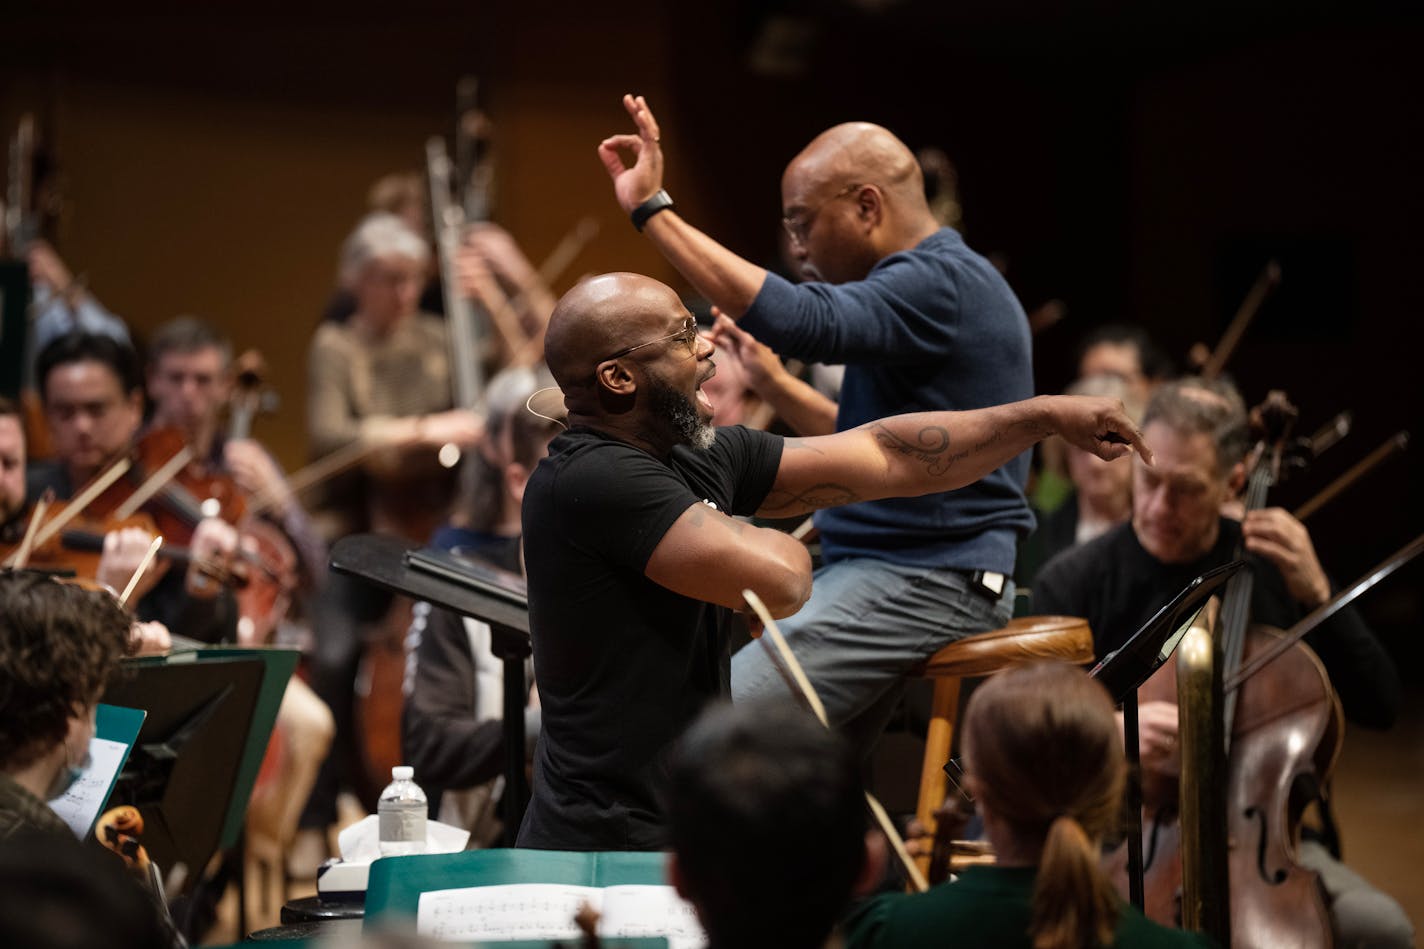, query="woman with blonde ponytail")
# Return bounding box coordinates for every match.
[844,662,1211,949]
